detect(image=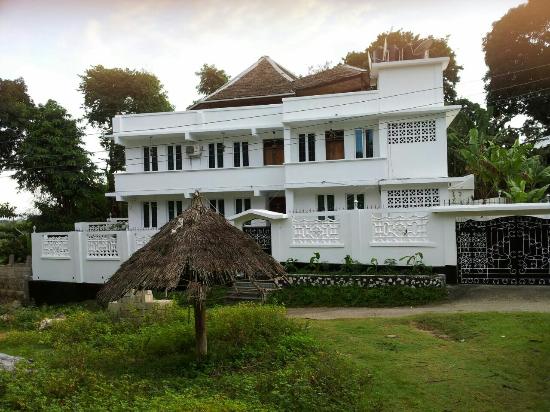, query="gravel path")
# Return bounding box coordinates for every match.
[286,285,550,320]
